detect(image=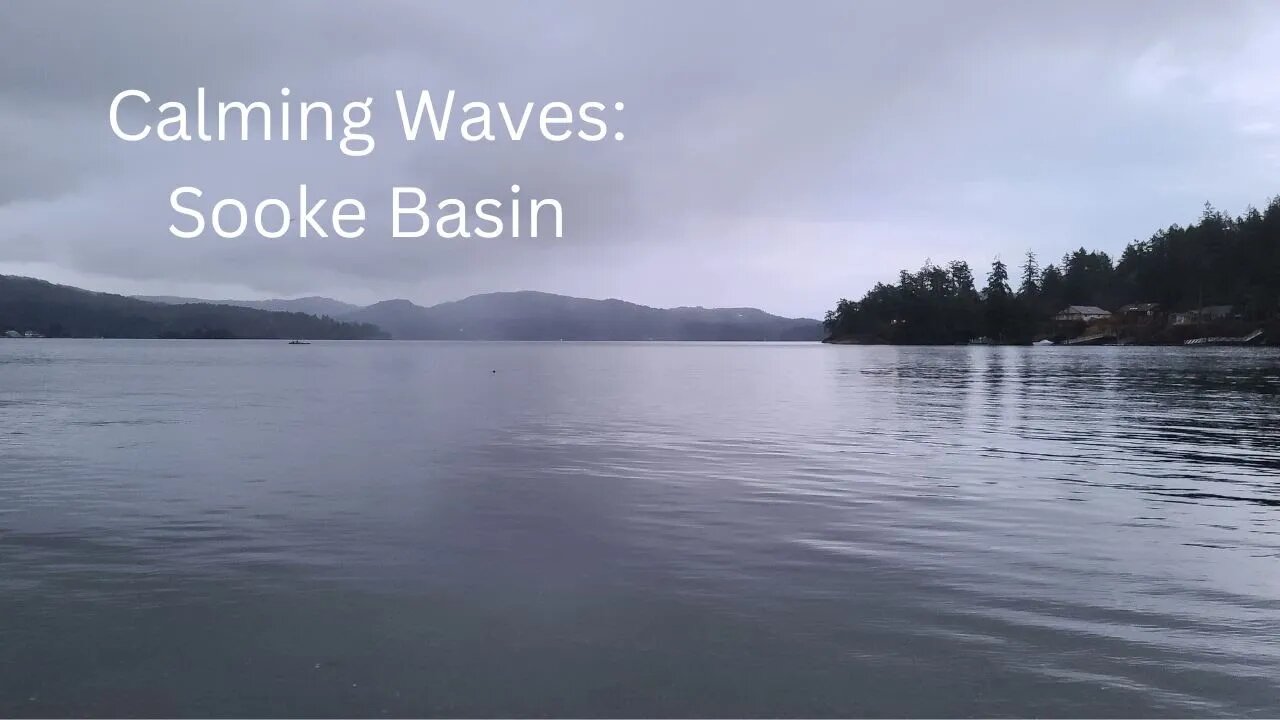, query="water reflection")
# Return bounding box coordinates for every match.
[1,341,1278,717]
